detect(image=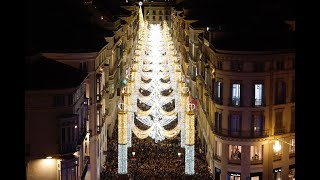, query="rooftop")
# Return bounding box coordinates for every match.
[25,55,88,90]
[211,31,295,51]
